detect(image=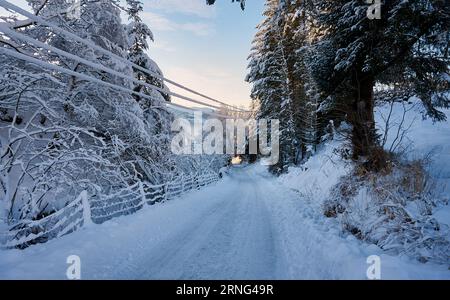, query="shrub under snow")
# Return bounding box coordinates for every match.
[325,156,450,265]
